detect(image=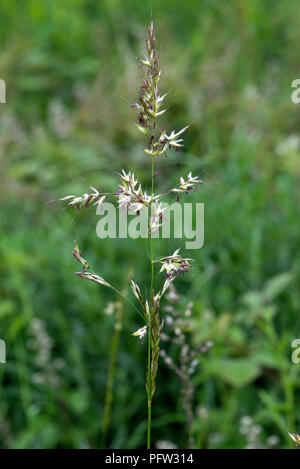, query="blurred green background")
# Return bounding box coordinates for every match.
[1,0,300,449]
